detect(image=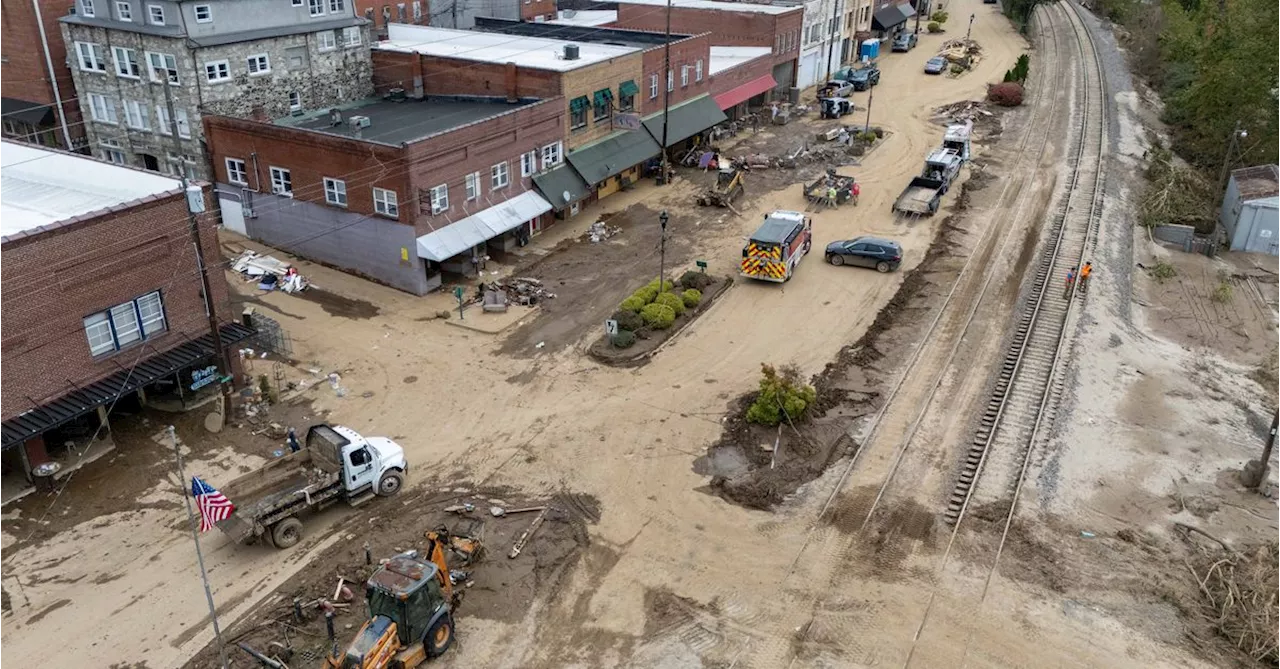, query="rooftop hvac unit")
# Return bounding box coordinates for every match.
[349,115,372,129]
[388,87,407,102]
[563,44,580,60]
